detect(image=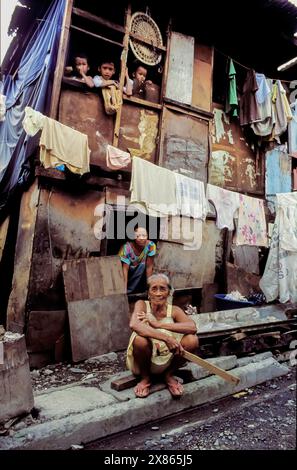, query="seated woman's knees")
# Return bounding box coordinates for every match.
[182,334,198,351]
[133,336,151,350]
